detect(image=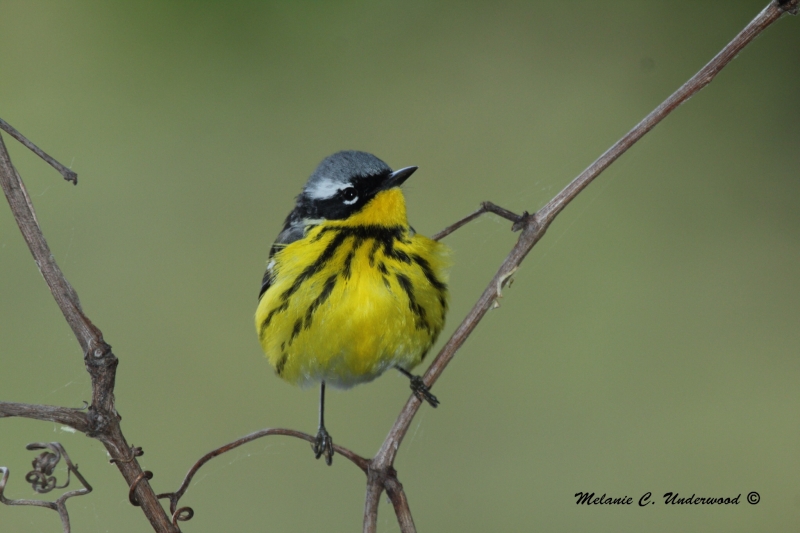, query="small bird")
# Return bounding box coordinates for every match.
[255,151,449,464]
